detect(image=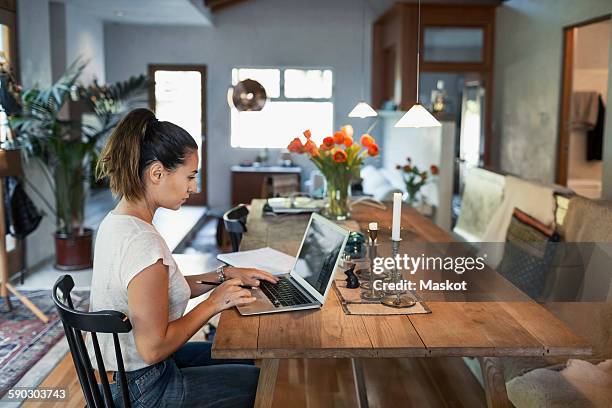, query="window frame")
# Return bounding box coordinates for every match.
[148,64,207,205]
[230,66,335,149]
